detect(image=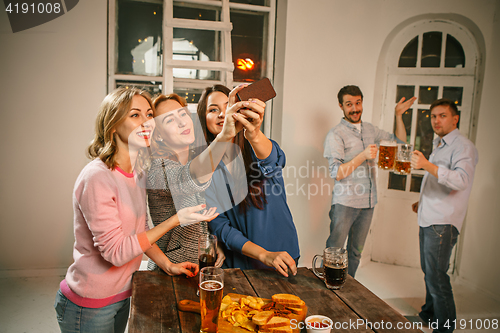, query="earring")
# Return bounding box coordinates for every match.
[154,132,163,142]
